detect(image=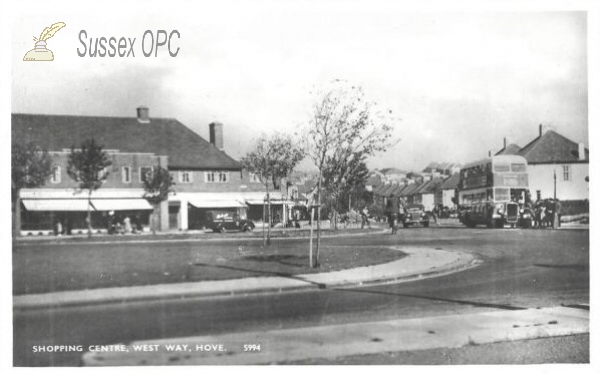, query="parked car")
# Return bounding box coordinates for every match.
[206,210,255,233]
[400,203,430,228]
